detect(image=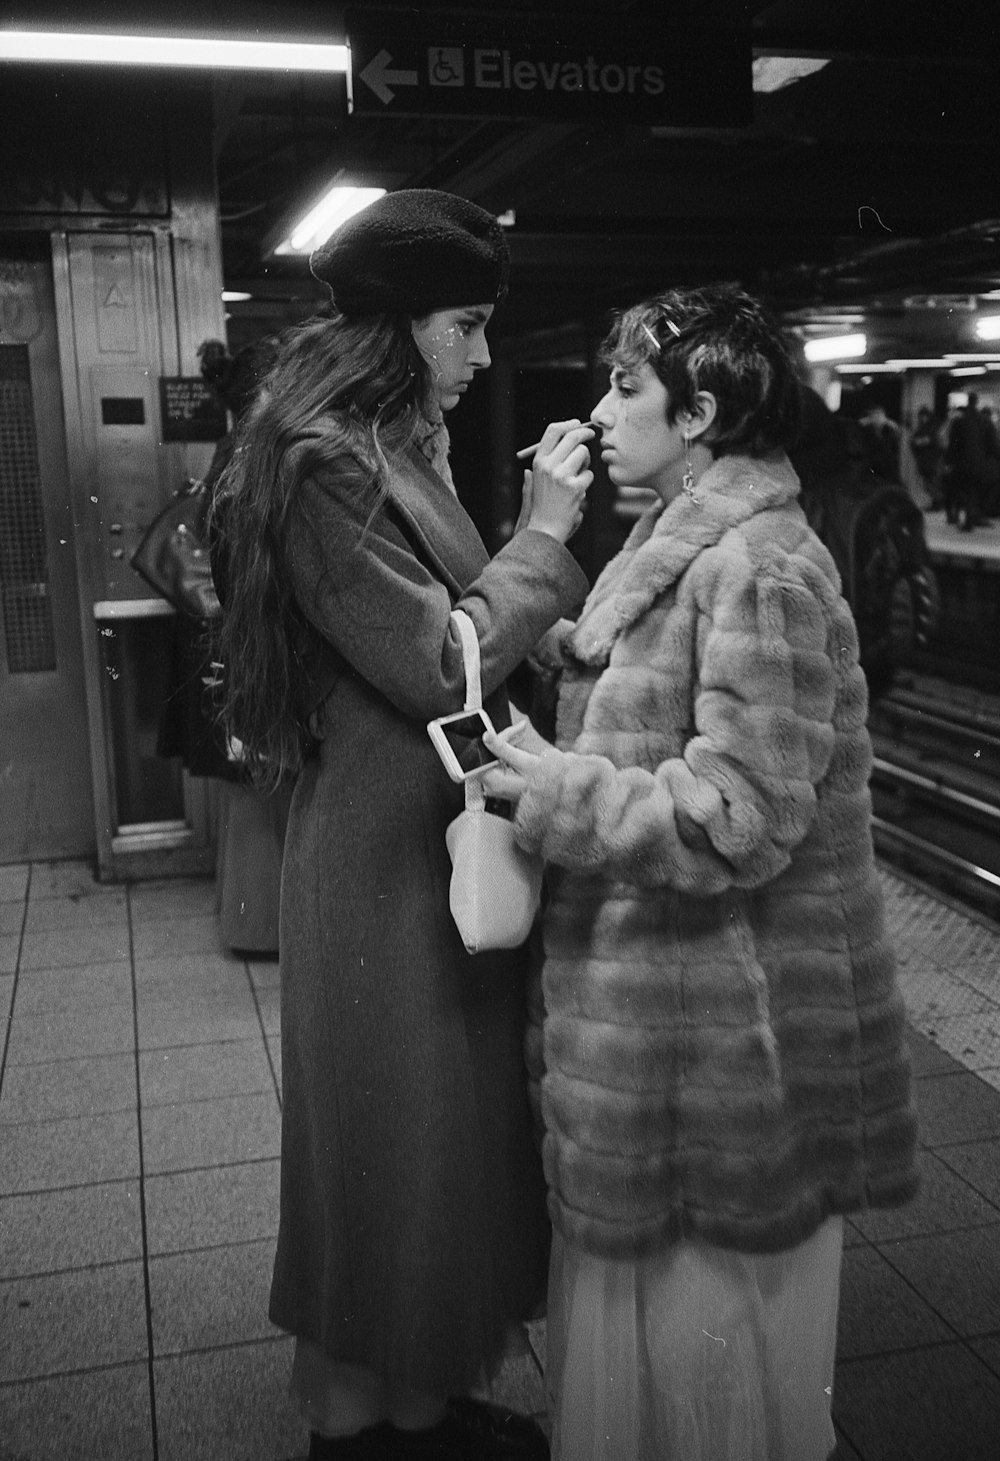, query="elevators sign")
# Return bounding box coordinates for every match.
[346,10,751,125]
